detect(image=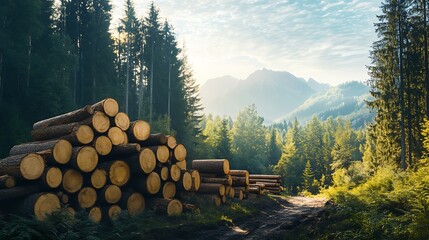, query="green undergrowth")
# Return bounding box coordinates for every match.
[0,195,275,240]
